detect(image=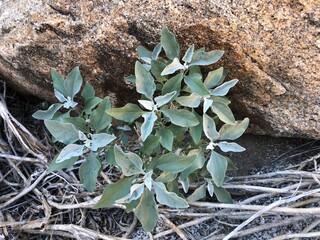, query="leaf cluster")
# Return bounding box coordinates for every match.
[33,27,249,232]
